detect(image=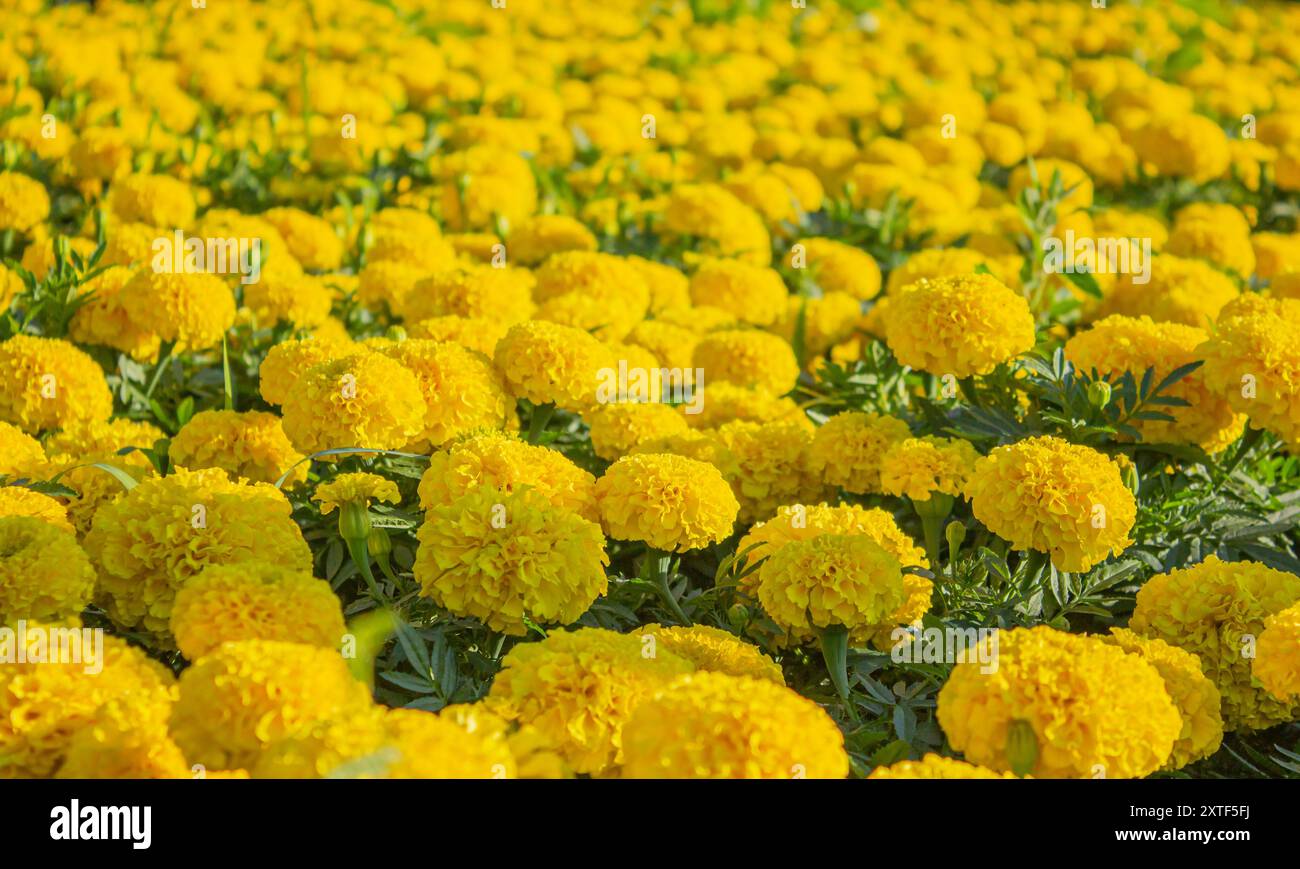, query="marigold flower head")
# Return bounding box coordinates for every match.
[280,350,427,456]
[313,472,401,515]
[68,266,161,362]
[688,258,787,327]
[808,411,912,495]
[356,259,431,316]
[692,328,799,397]
[1253,602,1300,704]
[1008,158,1094,212]
[1100,628,1223,769]
[488,627,695,775]
[879,435,980,502]
[662,183,771,266]
[0,171,50,233]
[631,625,783,684]
[0,335,112,434]
[170,409,307,486]
[493,320,616,413]
[625,256,691,313]
[402,267,535,325]
[1129,556,1300,731]
[380,708,518,779]
[261,207,344,271]
[885,247,1004,295]
[0,516,95,623]
[965,436,1135,572]
[1166,218,1255,278]
[799,237,882,300]
[621,672,848,779]
[380,339,513,450]
[244,272,334,328]
[507,215,597,266]
[55,695,189,780]
[258,337,351,406]
[595,453,739,552]
[171,640,373,771]
[713,418,830,524]
[1092,254,1238,329]
[0,263,23,313]
[937,627,1182,778]
[407,315,510,358]
[84,467,311,638]
[0,486,73,533]
[0,422,43,476]
[868,754,1019,779]
[585,402,690,461]
[106,173,196,227]
[170,563,346,661]
[885,274,1036,377]
[119,269,236,351]
[683,382,807,430]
